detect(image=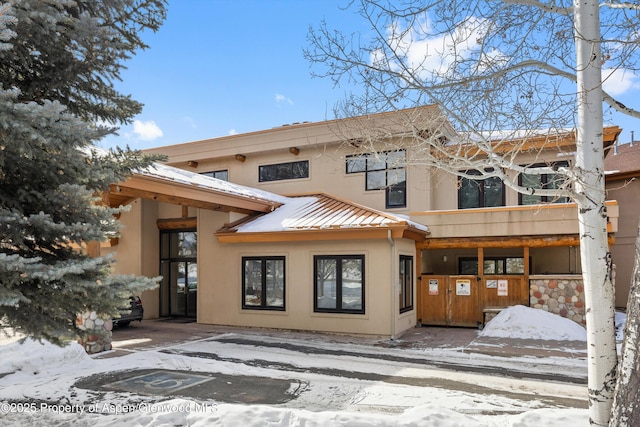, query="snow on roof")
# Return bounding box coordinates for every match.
[225,193,429,234]
[139,162,289,205]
